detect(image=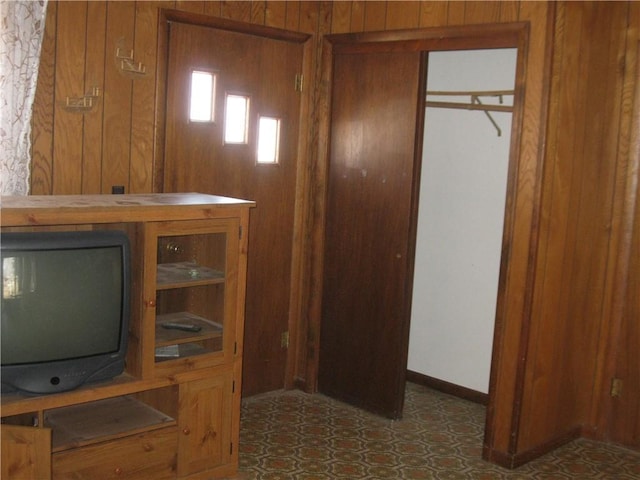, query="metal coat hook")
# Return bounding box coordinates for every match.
[471,96,502,137]
[116,47,146,76]
[63,86,101,113]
